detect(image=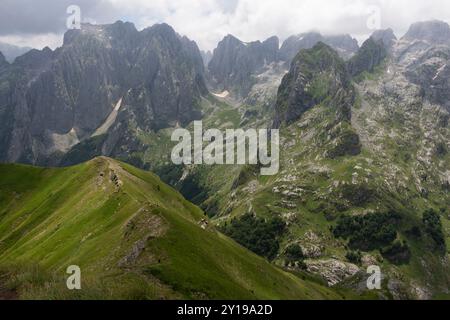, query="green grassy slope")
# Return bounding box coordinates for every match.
[0,157,346,300]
